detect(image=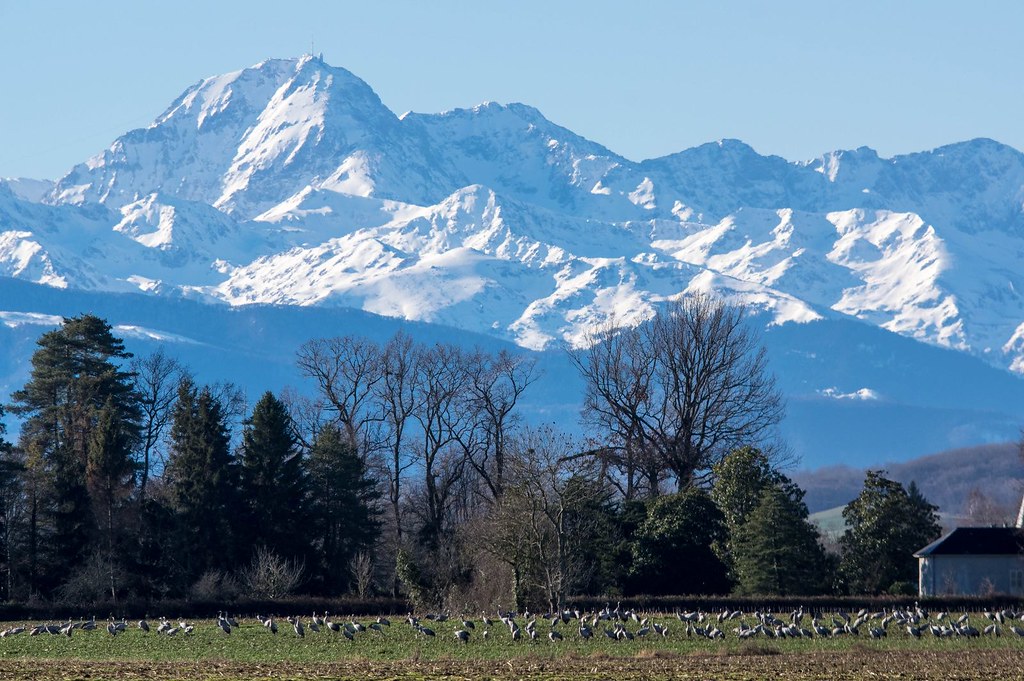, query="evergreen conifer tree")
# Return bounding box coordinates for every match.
[731,483,830,595]
[237,391,309,561]
[0,408,23,600]
[165,378,238,588]
[86,397,136,600]
[306,423,381,595]
[711,446,806,580]
[8,314,139,592]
